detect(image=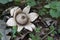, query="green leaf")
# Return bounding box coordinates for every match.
[44,1,60,9]
[50,2,60,9]
[29,27,41,40]
[12,26,17,37]
[29,33,40,40]
[35,27,41,33]
[47,36,54,40]
[44,1,60,18]
[14,0,21,4]
[0,33,2,40]
[14,0,20,2]
[44,4,50,8]
[49,25,57,34]
[0,0,13,4]
[29,34,36,40]
[38,8,48,16]
[50,9,60,18]
[35,35,40,40]
[26,0,36,6]
[49,25,55,31]
[0,33,2,38]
